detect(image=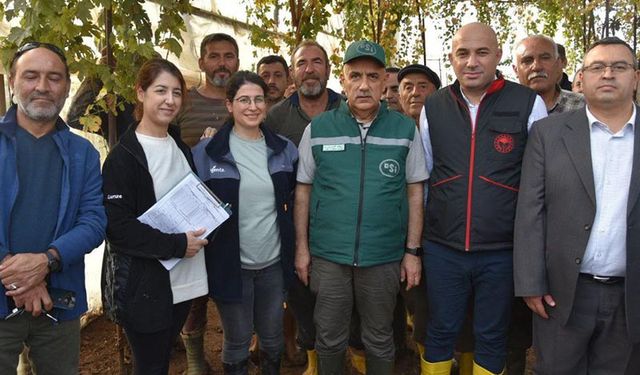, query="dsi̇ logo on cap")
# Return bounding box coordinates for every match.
[379,159,400,177]
[356,42,377,55]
